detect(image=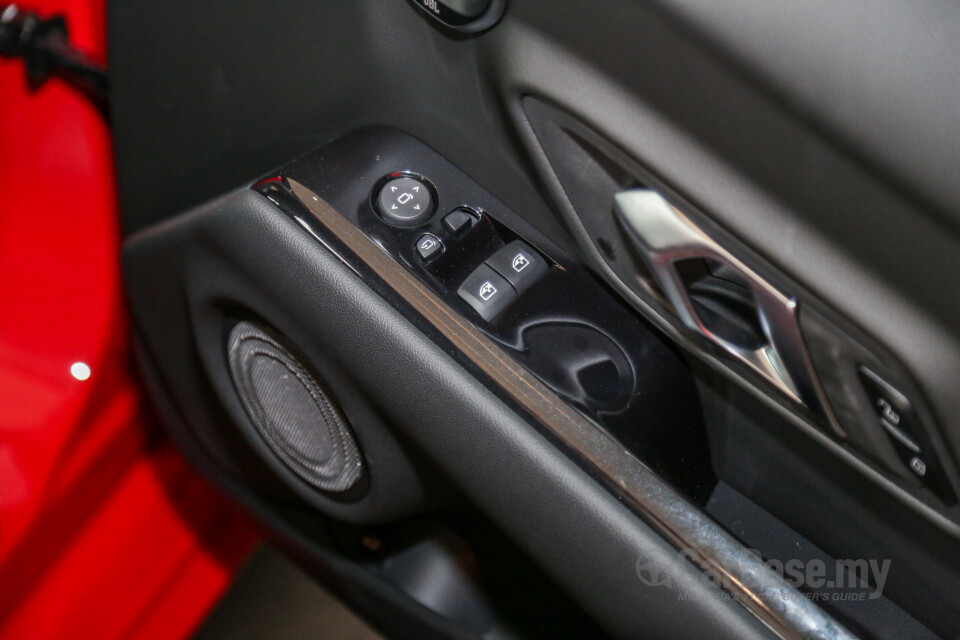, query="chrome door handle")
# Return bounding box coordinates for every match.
[615,189,841,433]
